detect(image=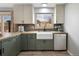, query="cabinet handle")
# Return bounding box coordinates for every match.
[2,48,4,53]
